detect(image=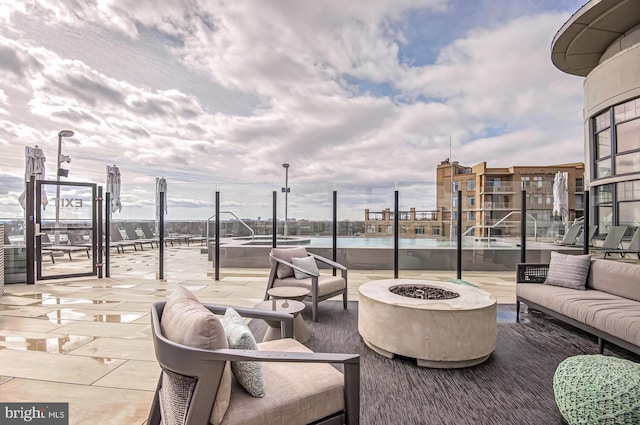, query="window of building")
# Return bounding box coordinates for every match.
[452,181,459,192]
[386,225,392,234]
[466,179,475,191]
[534,194,543,206]
[415,226,425,235]
[520,176,530,189]
[432,226,440,236]
[595,184,613,232]
[533,176,543,188]
[545,195,553,206]
[400,226,407,234]
[576,178,584,193]
[466,211,475,221]
[466,196,475,207]
[366,224,375,233]
[452,197,458,208]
